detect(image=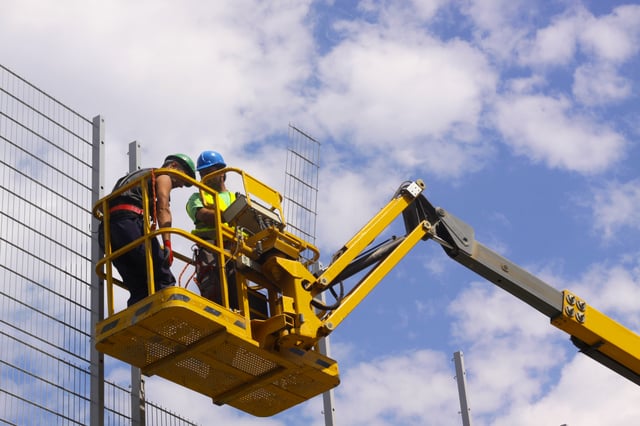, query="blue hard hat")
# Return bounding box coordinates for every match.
[196,150,226,171]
